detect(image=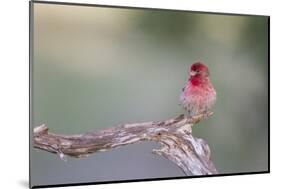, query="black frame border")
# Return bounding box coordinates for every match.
[29,0,270,188]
